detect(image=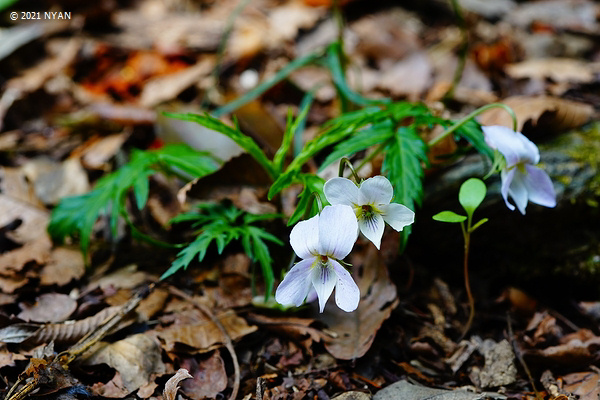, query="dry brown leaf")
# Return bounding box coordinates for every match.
[140,58,215,108]
[163,368,193,400]
[180,352,228,400]
[80,133,130,170]
[247,313,329,346]
[157,309,257,352]
[39,246,86,286]
[84,333,166,393]
[478,95,593,132]
[0,234,52,275]
[505,58,600,84]
[561,371,600,400]
[0,167,43,207]
[90,371,130,398]
[378,52,433,100]
[319,247,399,360]
[0,193,49,244]
[525,329,600,365]
[21,157,90,205]
[18,293,77,323]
